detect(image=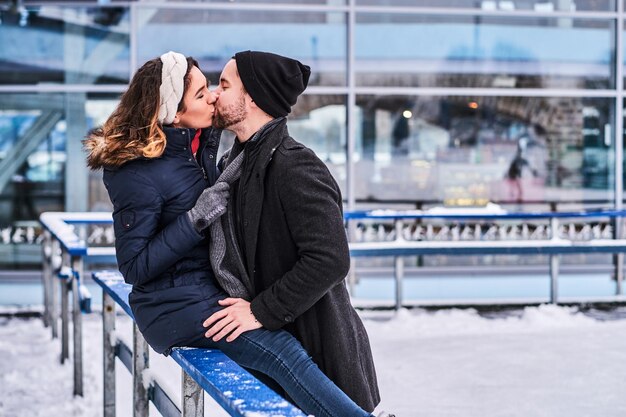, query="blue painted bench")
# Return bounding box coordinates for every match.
[92,270,307,417]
